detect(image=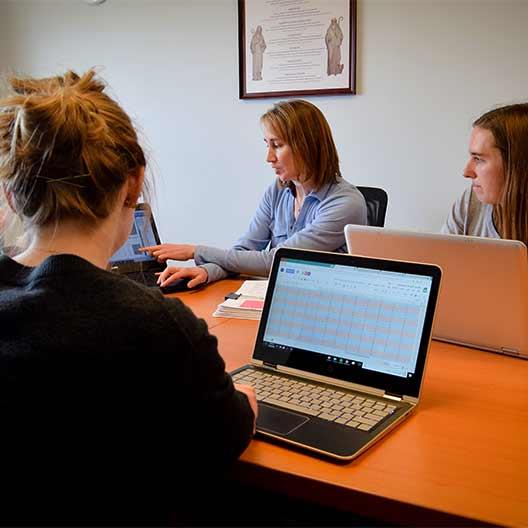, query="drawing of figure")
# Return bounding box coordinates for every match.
[325,17,344,76]
[250,25,266,81]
